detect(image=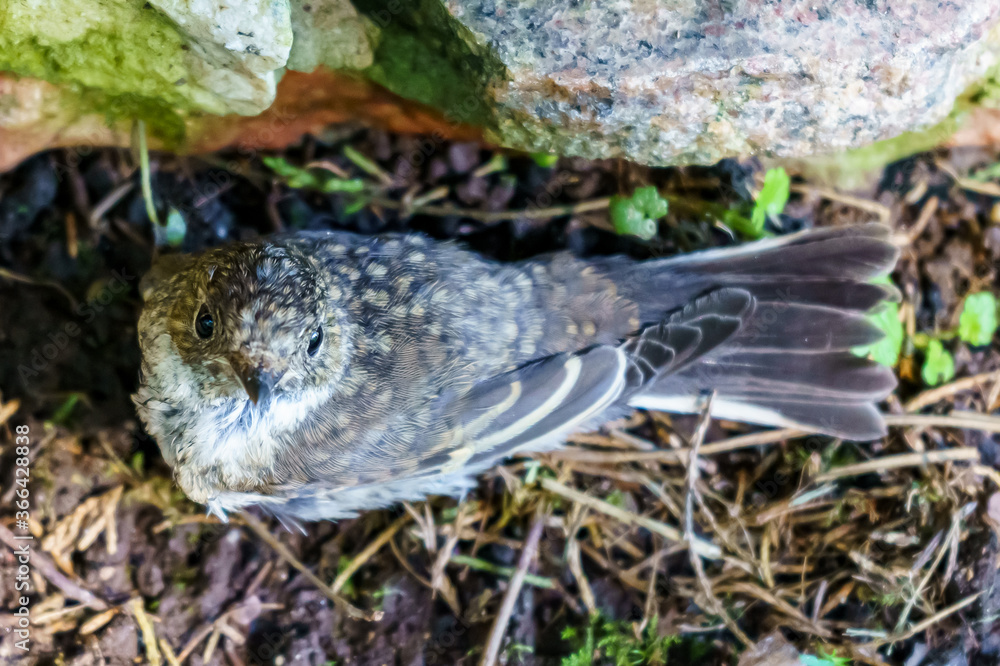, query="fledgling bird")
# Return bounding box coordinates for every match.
[135,224,898,521]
